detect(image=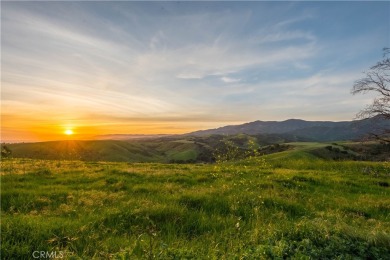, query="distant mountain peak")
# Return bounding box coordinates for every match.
[187,118,389,141]
[283,118,305,122]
